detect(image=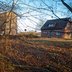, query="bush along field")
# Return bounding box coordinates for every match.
[0,35,72,72]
